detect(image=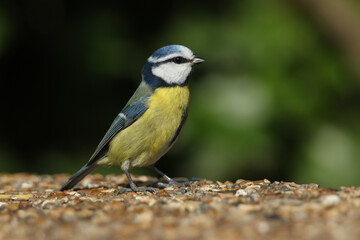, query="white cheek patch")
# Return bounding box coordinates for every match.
[152,62,192,85]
